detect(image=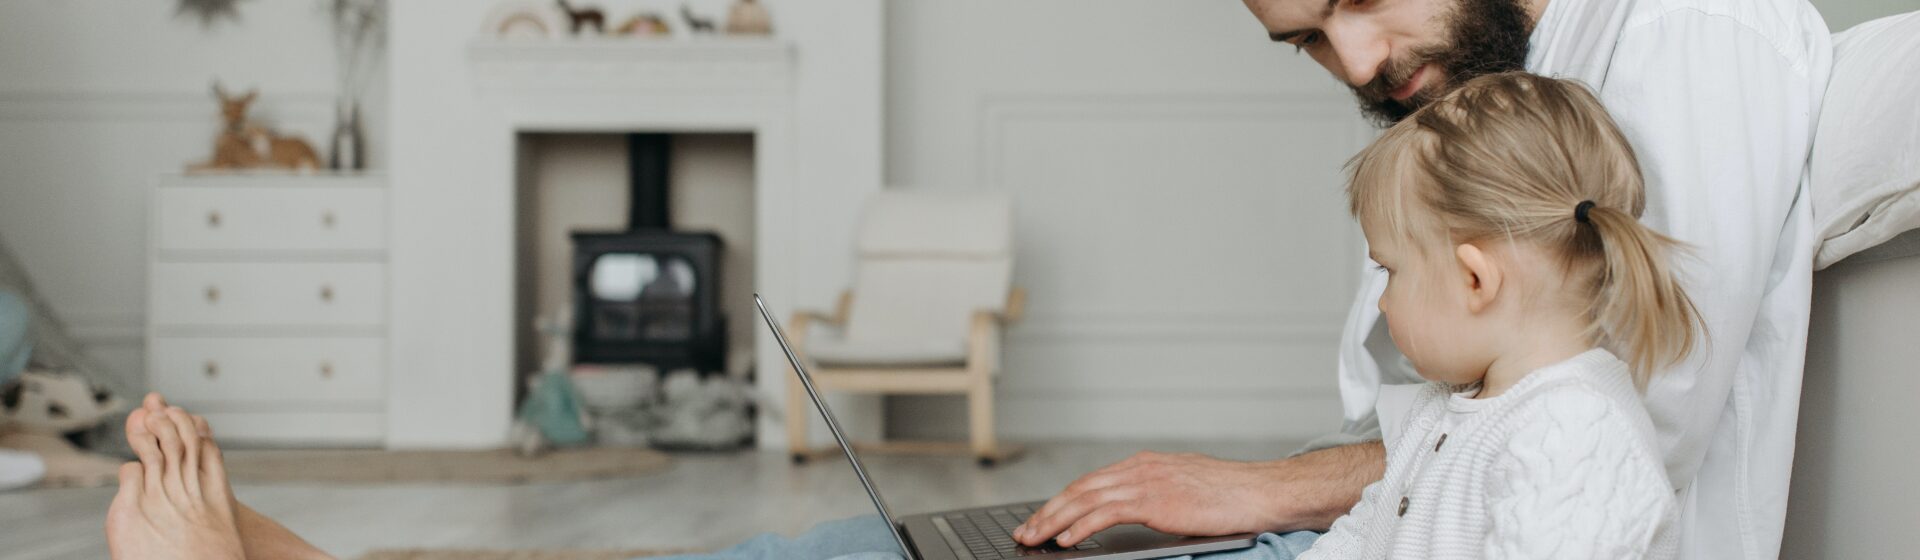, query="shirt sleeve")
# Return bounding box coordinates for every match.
[1485,388,1675,560]
[1595,11,1821,487]
[1294,476,1393,560]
